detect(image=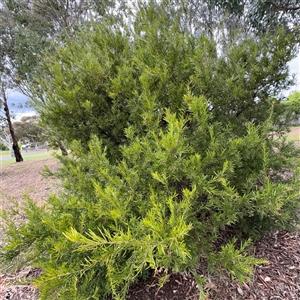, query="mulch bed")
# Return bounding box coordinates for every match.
[204,231,300,300]
[125,231,300,300]
[250,231,300,300]
[0,267,41,300]
[1,231,299,299]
